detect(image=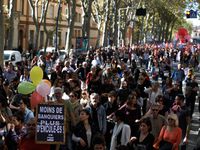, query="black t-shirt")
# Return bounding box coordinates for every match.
[88,80,102,95]
[118,89,132,106]
[176,105,190,138]
[186,81,198,97]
